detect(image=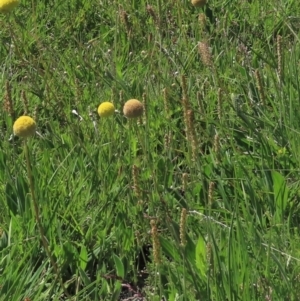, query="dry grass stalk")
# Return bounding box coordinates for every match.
[21,90,29,115]
[3,81,14,118]
[187,110,198,161]
[255,69,266,106]
[182,173,188,192]
[277,35,283,83]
